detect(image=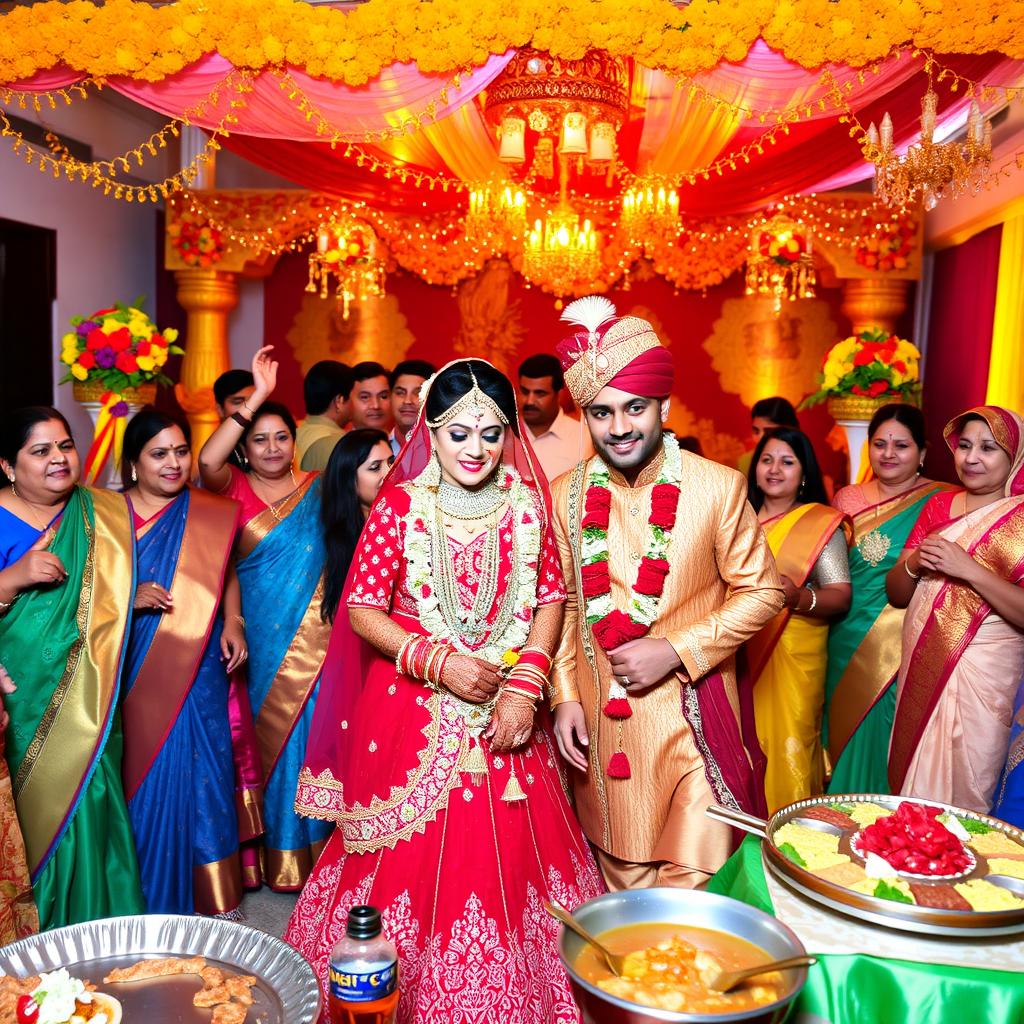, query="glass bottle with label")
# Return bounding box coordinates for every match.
[328,905,399,1024]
